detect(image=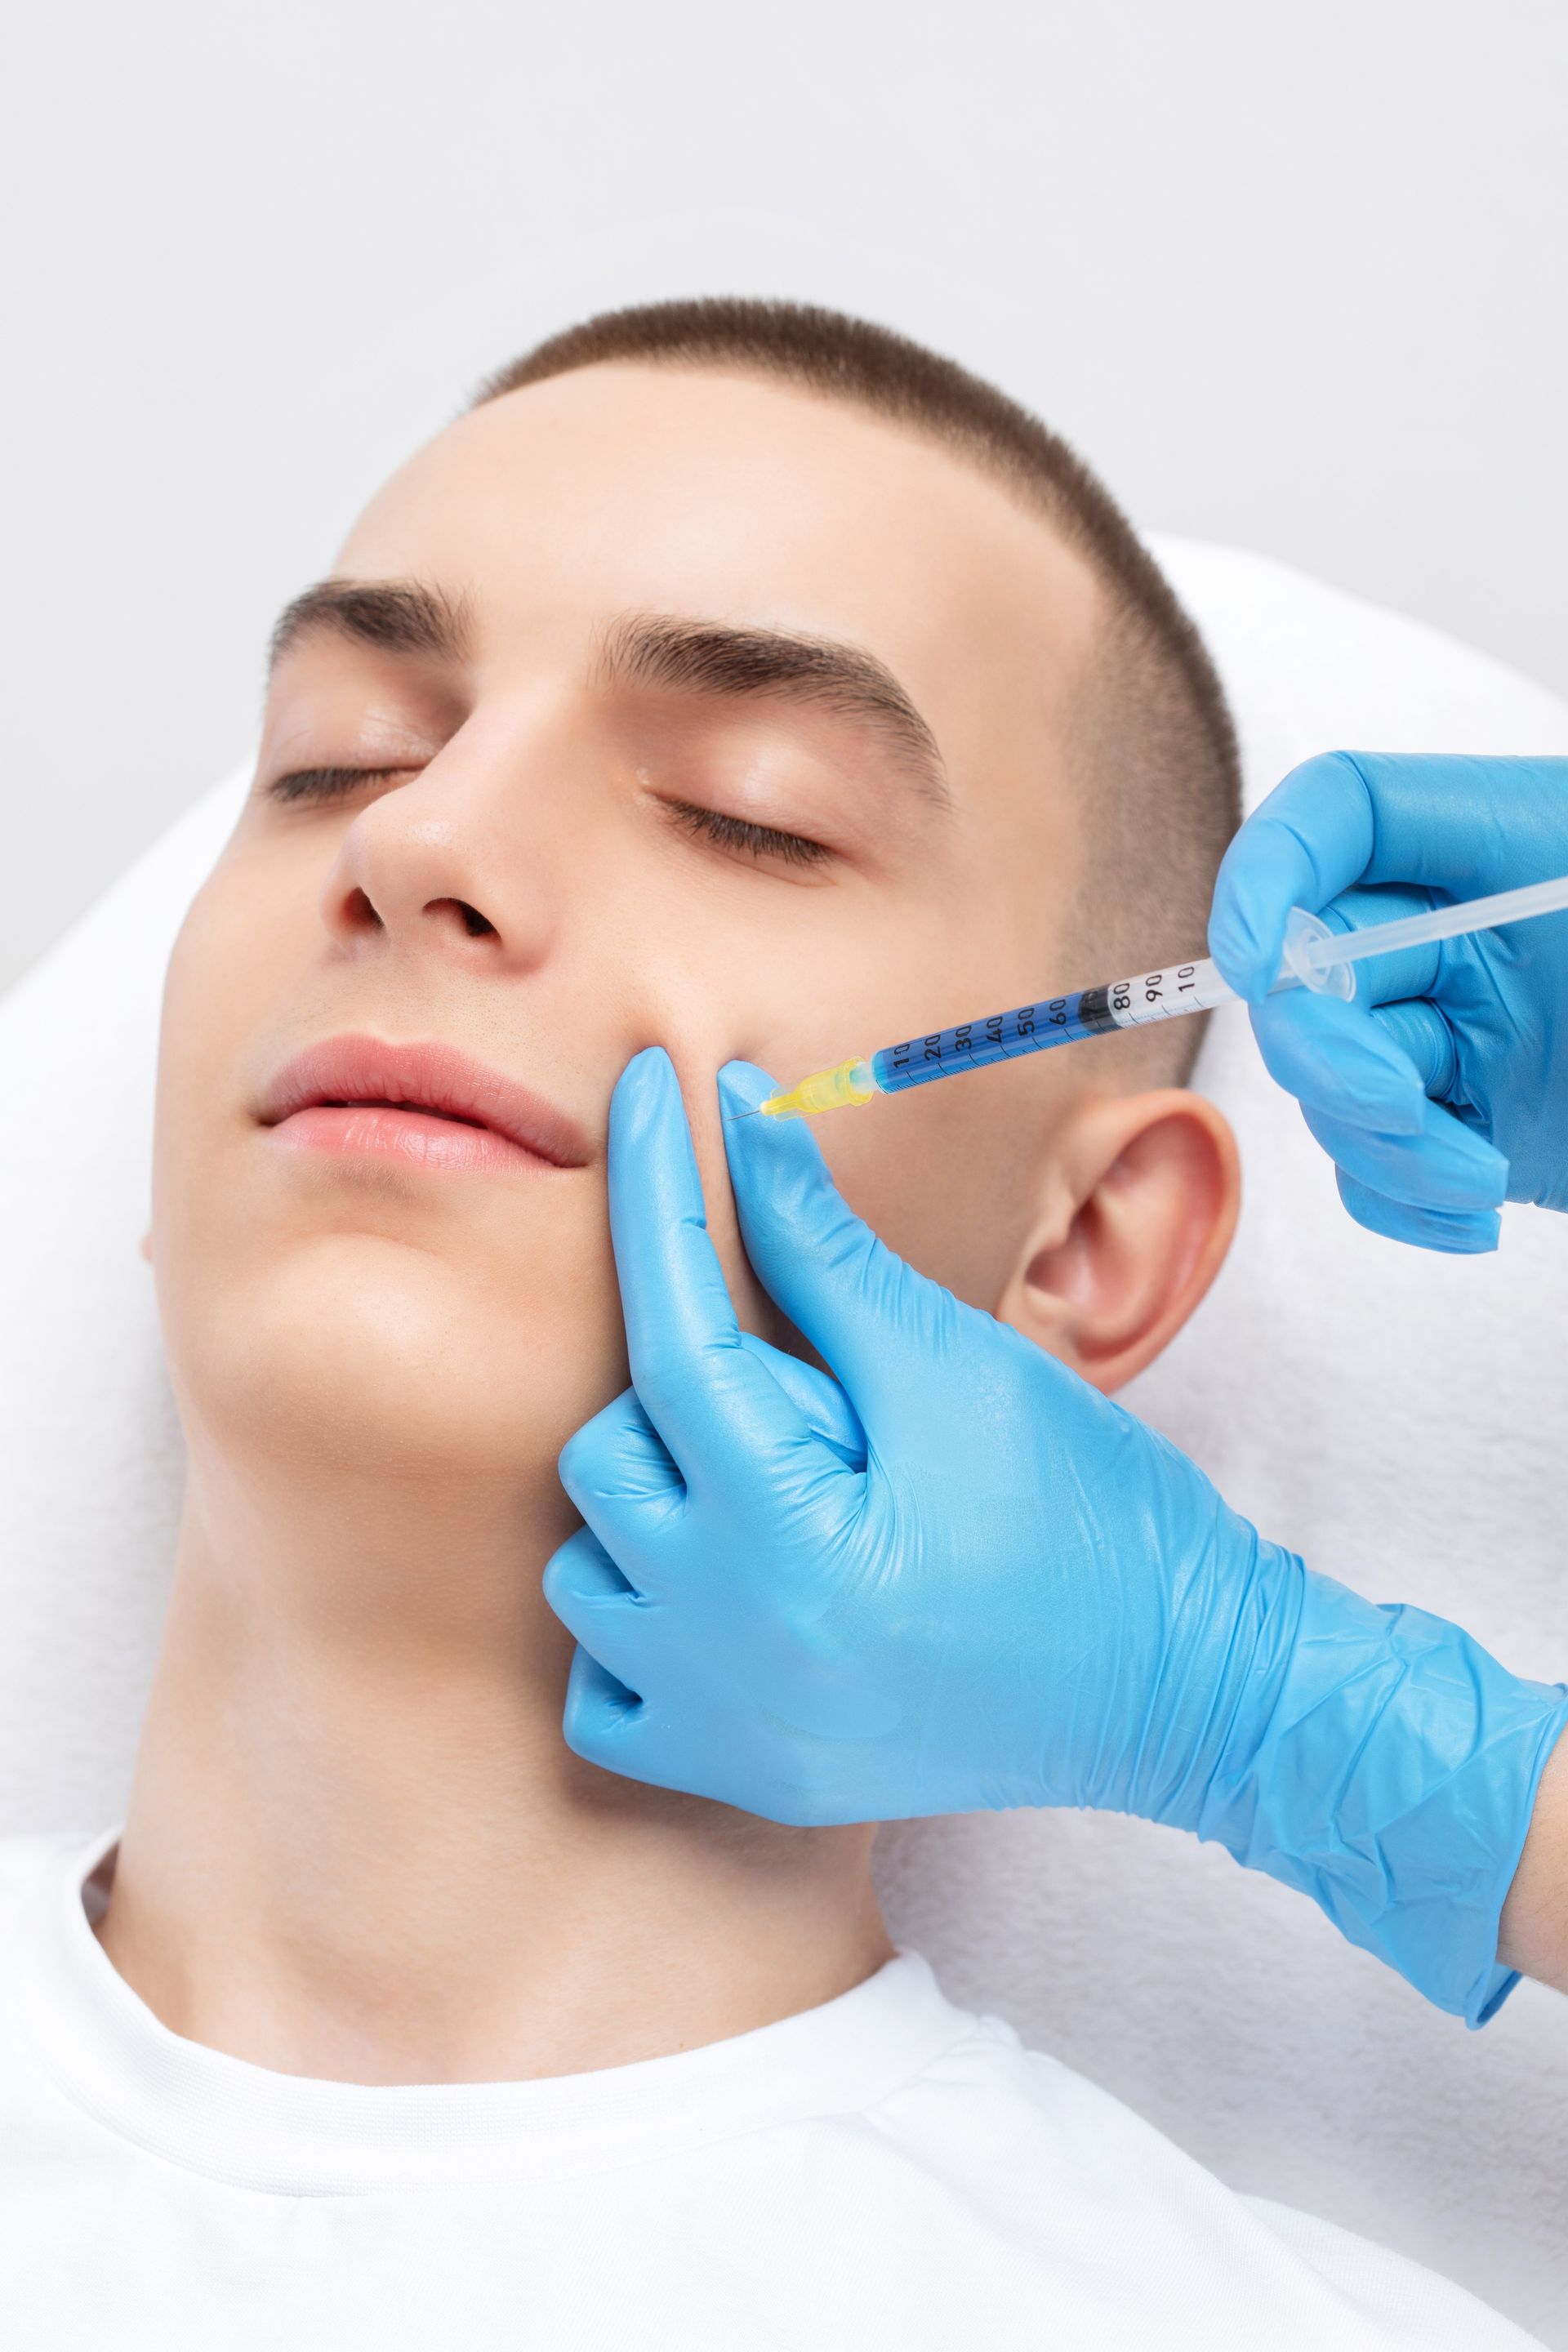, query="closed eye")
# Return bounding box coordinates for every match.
[265,765,413,804]
[664,800,834,870]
